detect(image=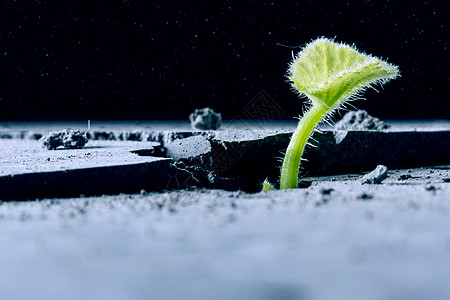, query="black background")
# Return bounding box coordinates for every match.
[1,0,448,121]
